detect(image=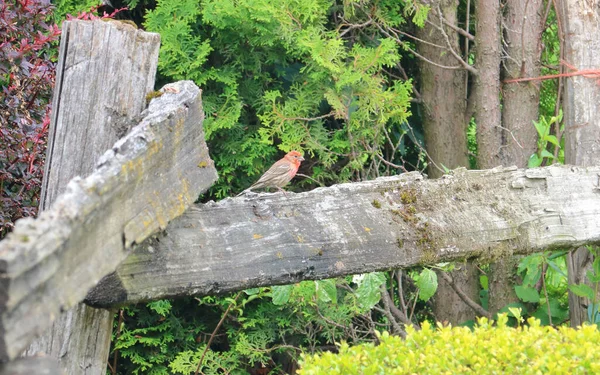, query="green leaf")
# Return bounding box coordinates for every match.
[440,163,450,174]
[271,285,293,305]
[415,268,438,302]
[518,254,543,287]
[497,302,528,317]
[147,300,172,316]
[587,270,600,283]
[316,279,337,304]
[593,255,600,278]
[588,303,600,323]
[515,285,540,303]
[541,149,555,159]
[480,275,488,290]
[244,288,260,295]
[533,119,546,138]
[546,259,567,278]
[569,283,595,300]
[508,307,523,322]
[544,134,559,147]
[528,153,542,168]
[354,272,386,310]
